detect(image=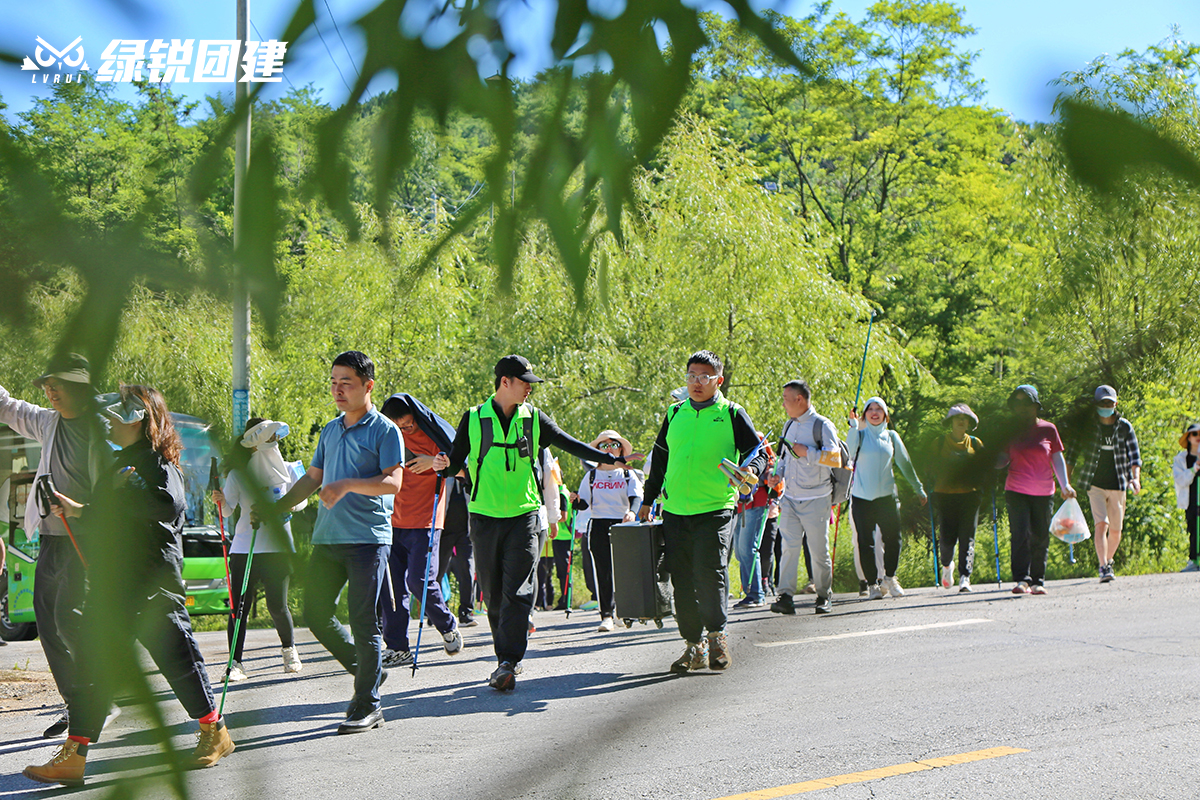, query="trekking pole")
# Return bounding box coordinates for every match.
[35,474,87,569]
[564,532,577,618]
[829,502,843,574]
[219,521,259,716]
[852,311,876,416]
[833,310,874,586]
[411,475,444,676]
[209,458,236,617]
[991,480,1002,588]
[928,500,940,588]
